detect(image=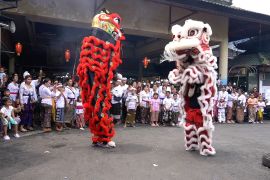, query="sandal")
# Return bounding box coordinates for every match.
[20,126,28,132]
[27,126,34,131]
